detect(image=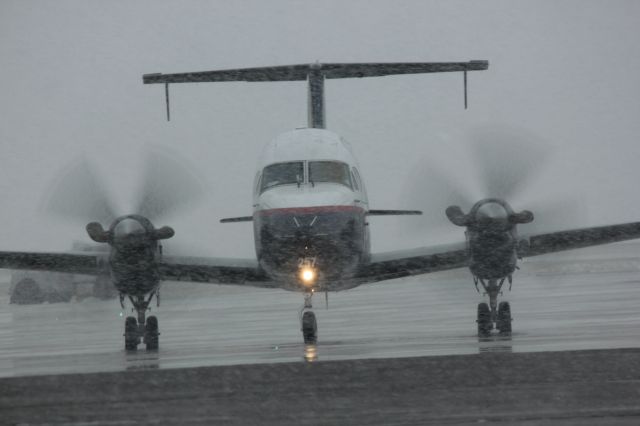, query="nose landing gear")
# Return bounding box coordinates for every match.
[122,291,160,351]
[300,291,317,344]
[475,278,512,337]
